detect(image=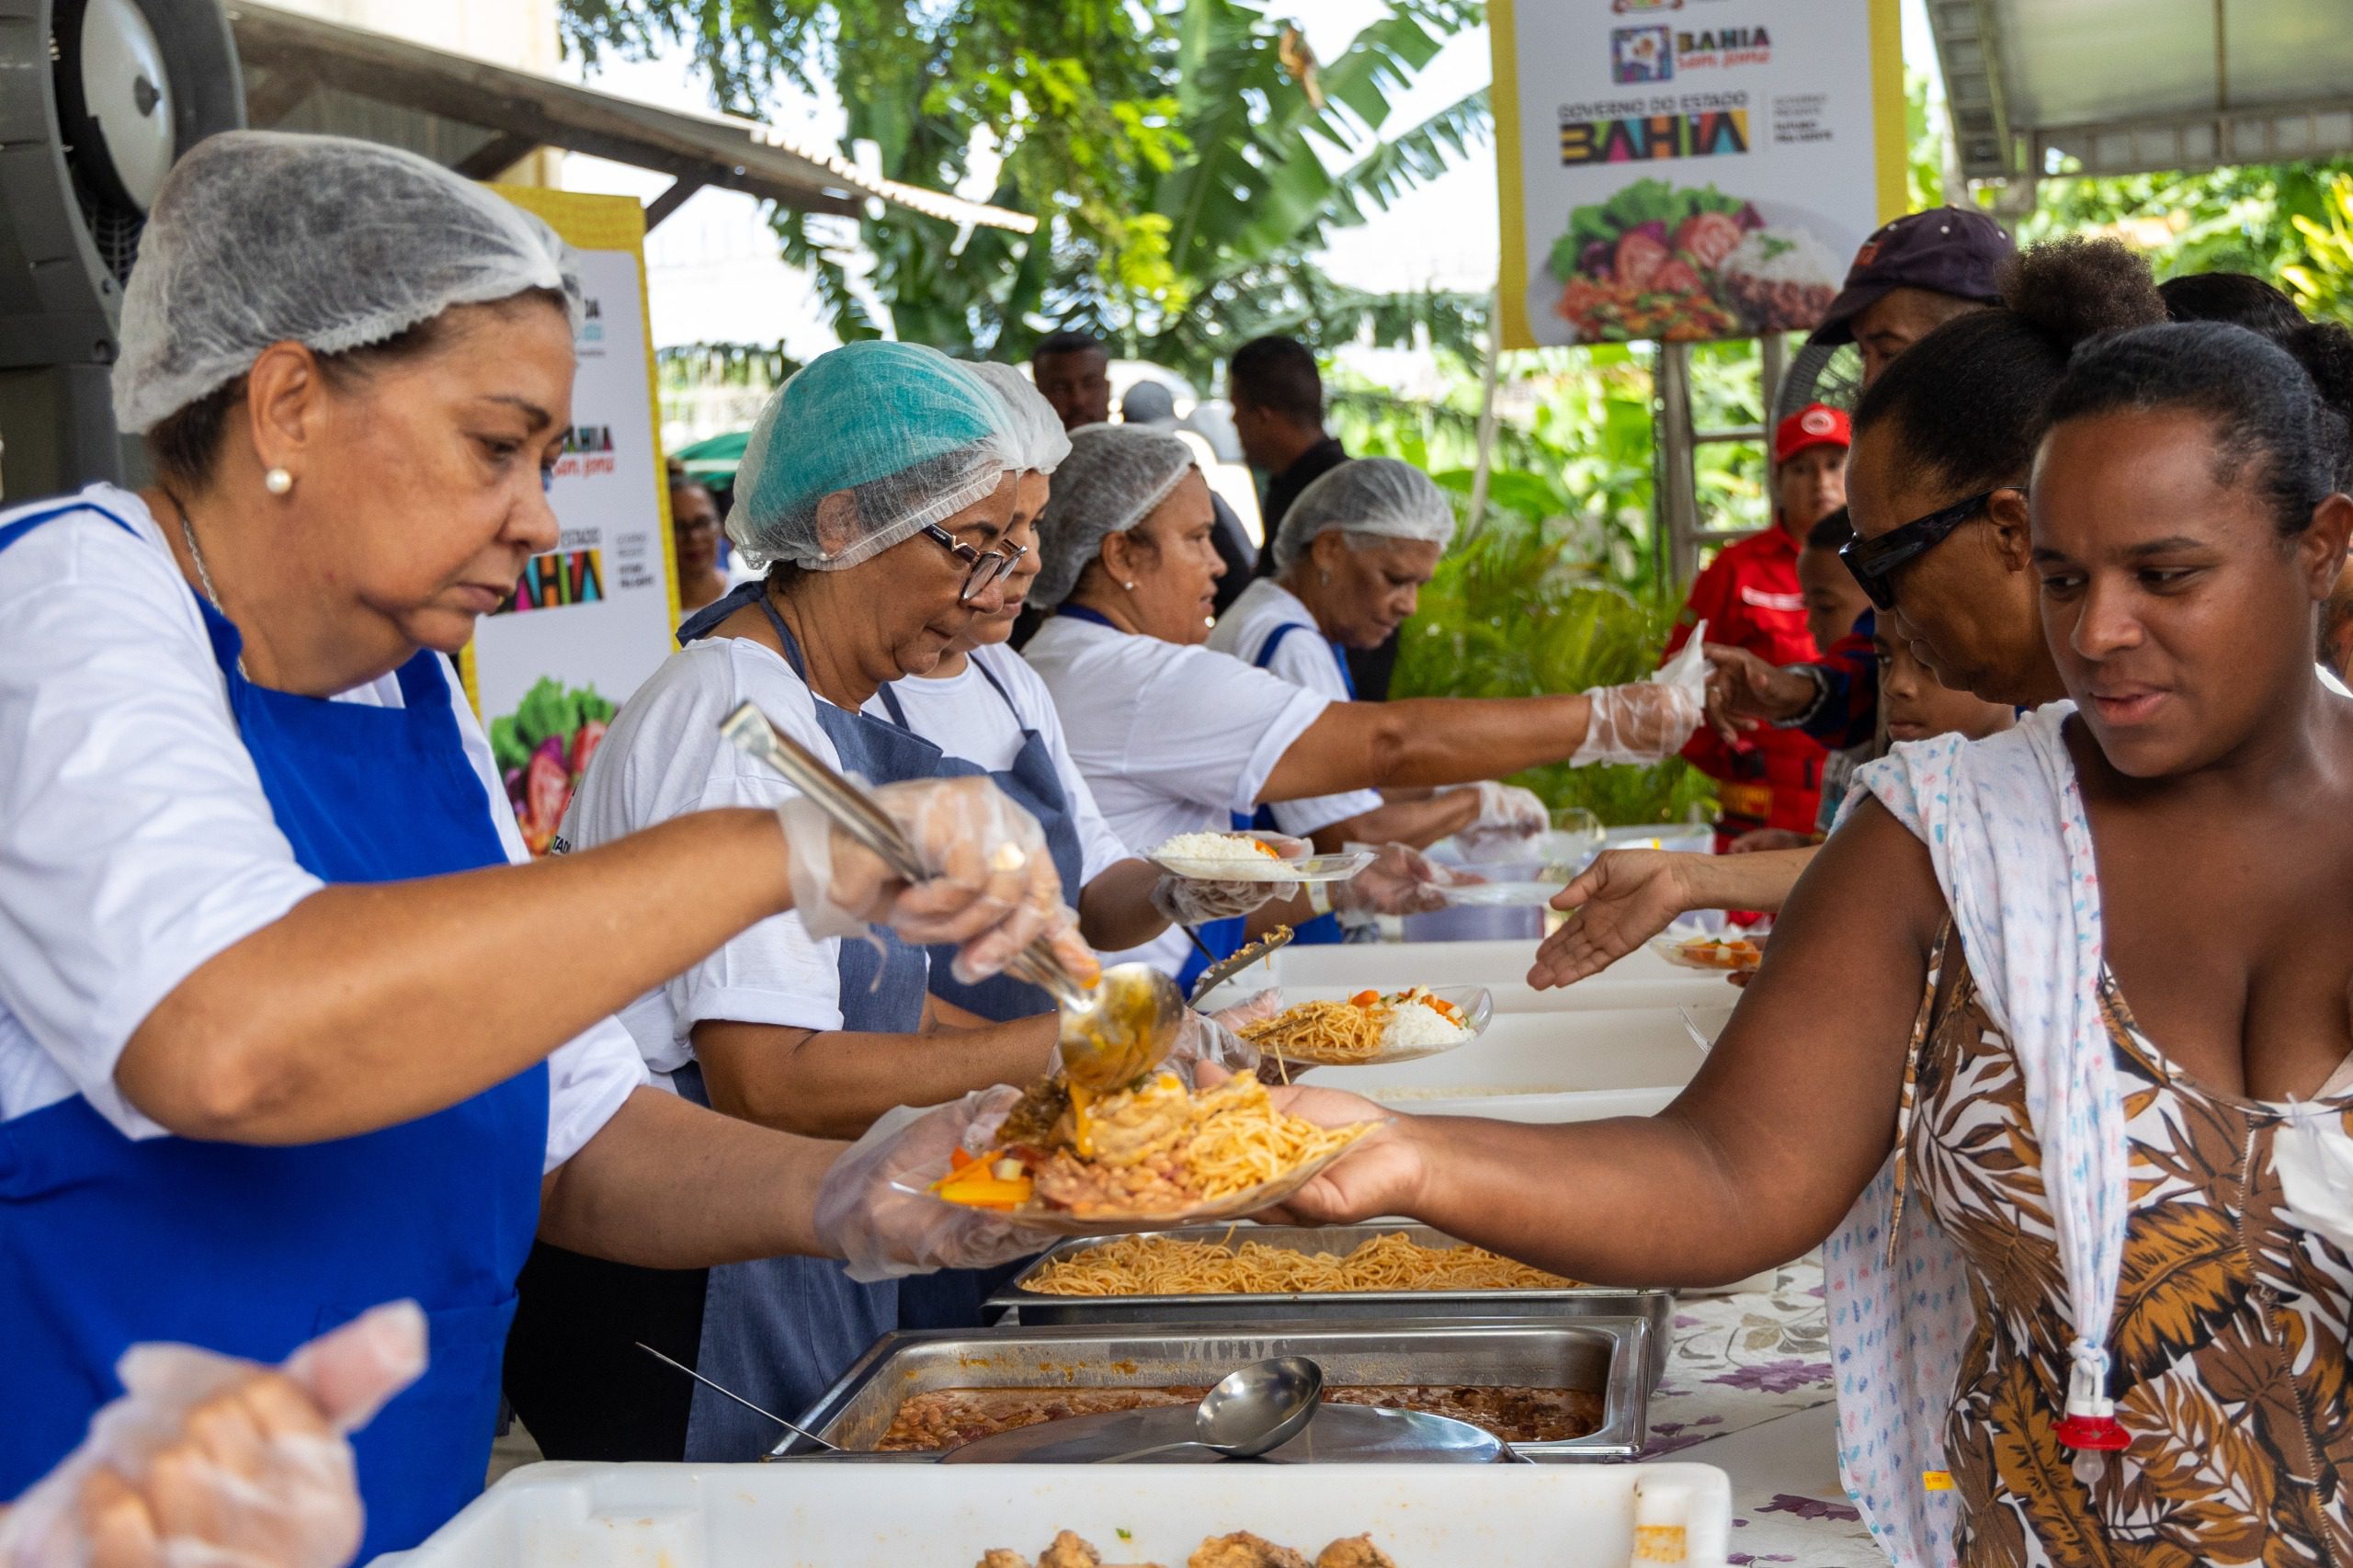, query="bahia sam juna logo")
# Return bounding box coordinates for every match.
[1611,21,1771,84]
